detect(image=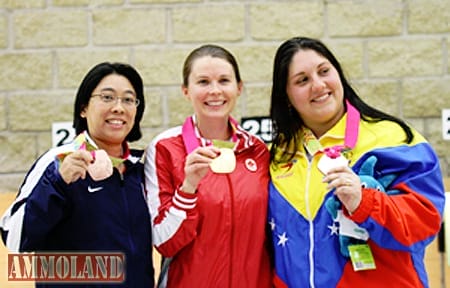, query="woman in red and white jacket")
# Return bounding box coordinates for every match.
[144,44,272,288]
